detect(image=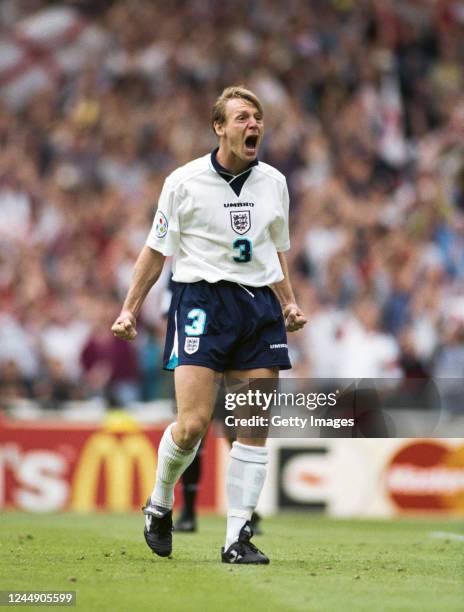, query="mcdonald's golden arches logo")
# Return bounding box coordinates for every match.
[71,428,156,512]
